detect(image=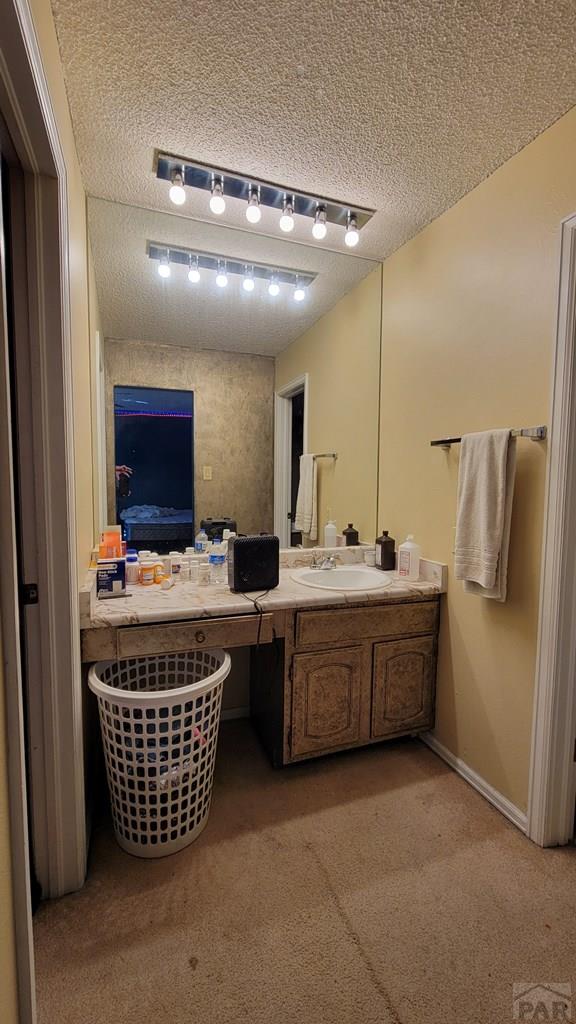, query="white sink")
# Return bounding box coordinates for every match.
[291,566,392,592]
